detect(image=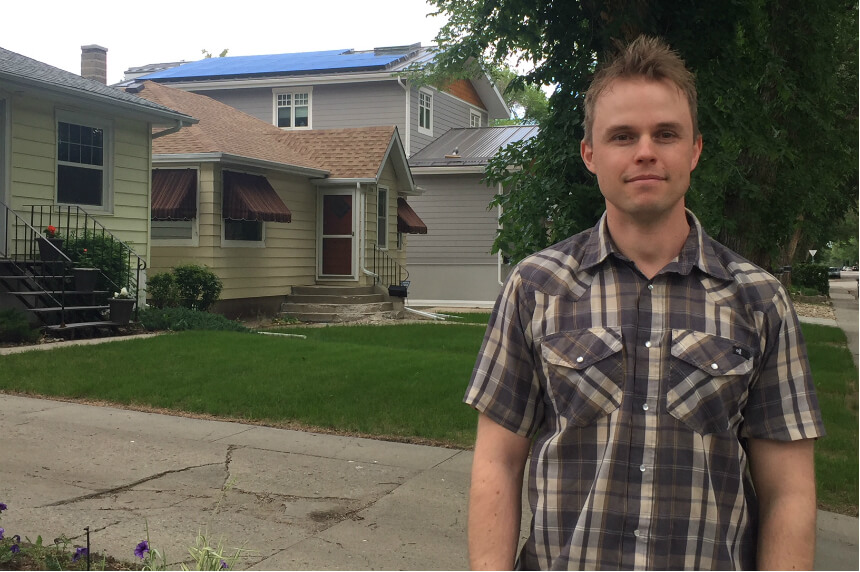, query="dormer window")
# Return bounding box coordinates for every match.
[418,89,433,135]
[274,89,311,129]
